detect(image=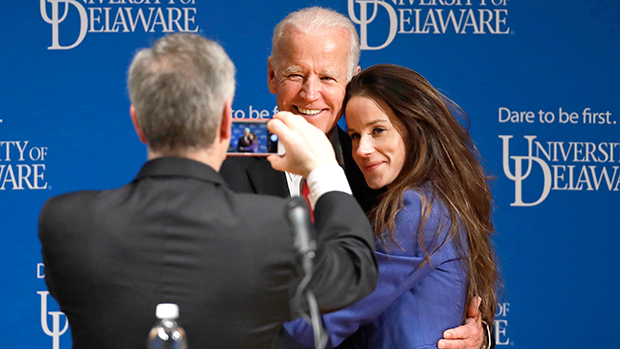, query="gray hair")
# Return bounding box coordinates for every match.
[128,33,236,153]
[270,7,360,80]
